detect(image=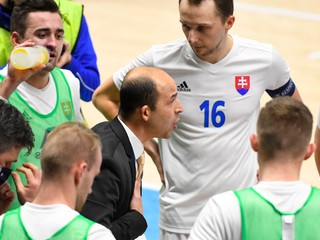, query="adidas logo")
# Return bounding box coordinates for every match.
[177,81,191,92]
